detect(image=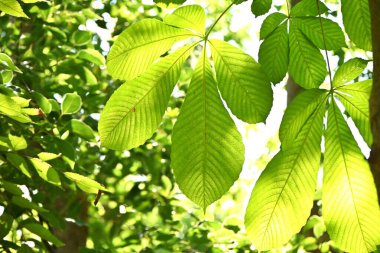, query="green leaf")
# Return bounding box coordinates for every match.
[11,97,30,107]
[70,119,95,141]
[336,80,372,145]
[332,58,368,87]
[1,180,23,195]
[171,51,244,210]
[61,93,82,115]
[291,0,328,17]
[0,213,13,238]
[107,19,193,80]
[23,222,65,247]
[37,152,61,161]
[245,100,325,250]
[260,12,288,40]
[0,70,13,84]
[280,89,328,149]
[77,49,105,66]
[100,43,196,150]
[295,17,346,50]
[31,92,52,114]
[163,5,205,35]
[11,196,48,213]
[0,93,31,123]
[71,30,92,46]
[341,0,372,51]
[7,153,32,178]
[8,134,27,151]
[251,0,272,17]
[210,39,273,123]
[0,0,29,18]
[0,53,22,73]
[83,67,97,85]
[323,100,380,253]
[289,23,326,88]
[64,172,107,194]
[21,0,47,3]
[259,22,289,84]
[30,158,61,186]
